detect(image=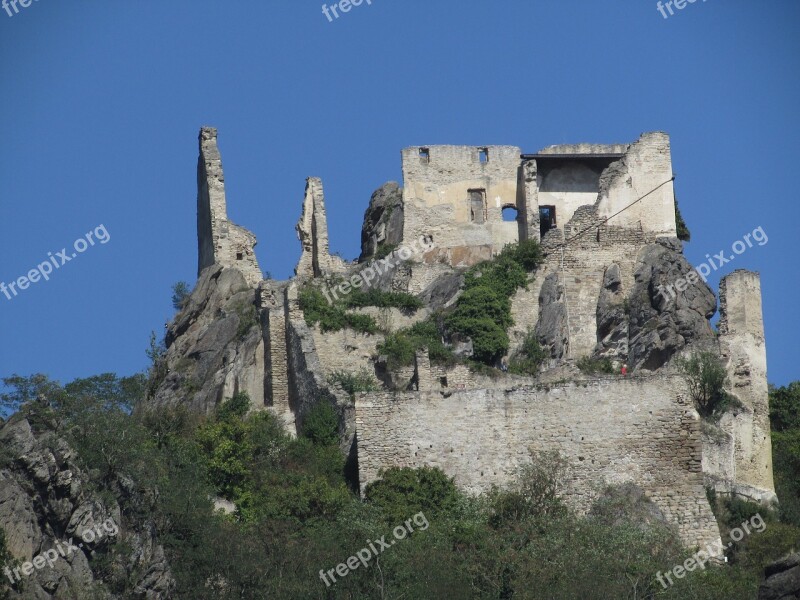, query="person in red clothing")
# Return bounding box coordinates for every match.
[621,363,628,376]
